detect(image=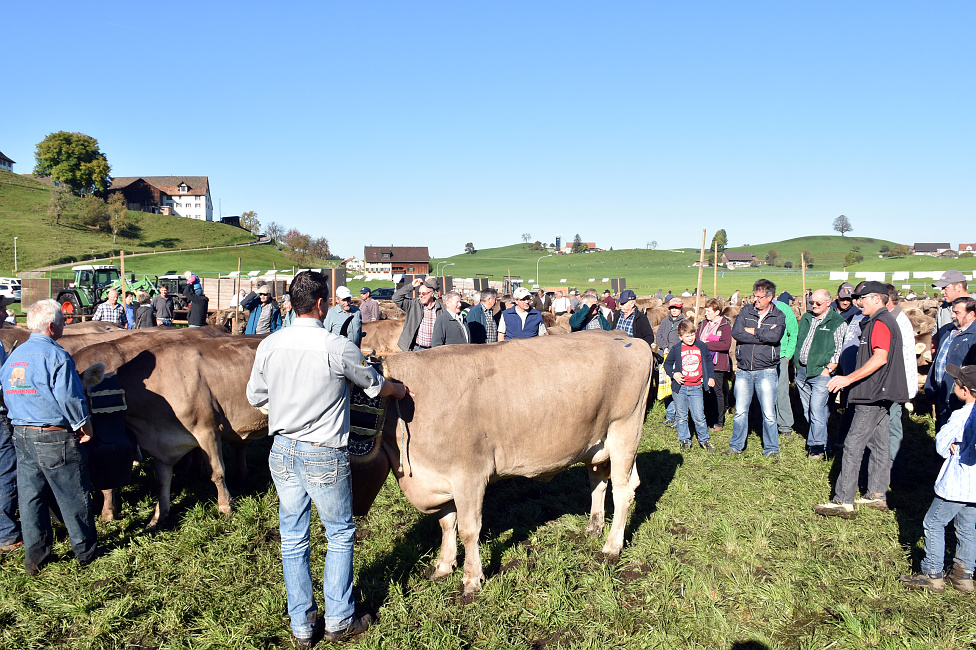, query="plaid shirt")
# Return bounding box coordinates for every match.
[483,305,498,343]
[934,326,965,384]
[92,301,126,327]
[415,303,438,348]
[615,311,635,336]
